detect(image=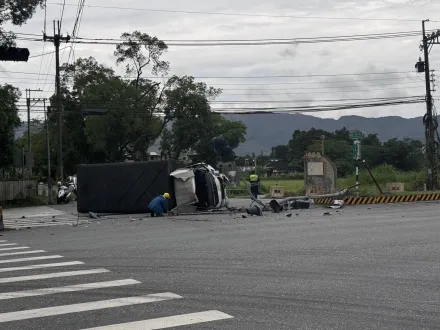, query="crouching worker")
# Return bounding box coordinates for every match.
[147,193,171,217]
